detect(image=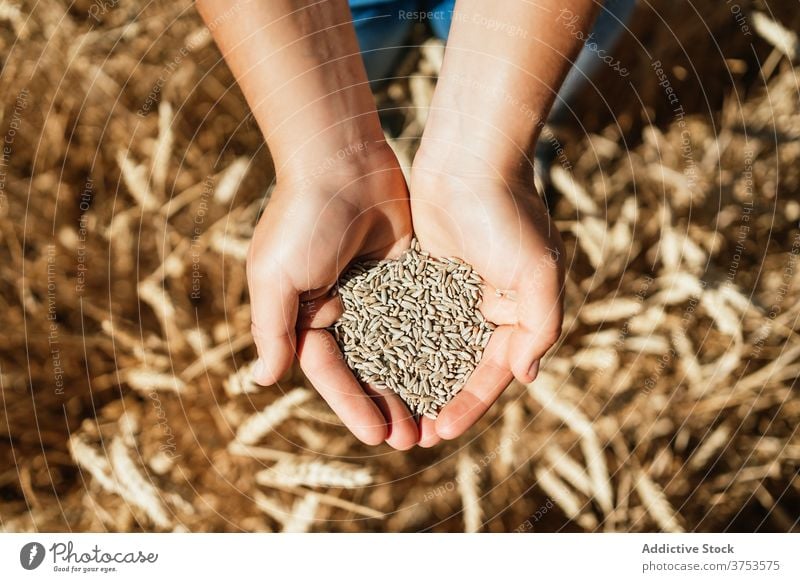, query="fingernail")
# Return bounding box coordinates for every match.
[527,360,540,382]
[252,358,266,383]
